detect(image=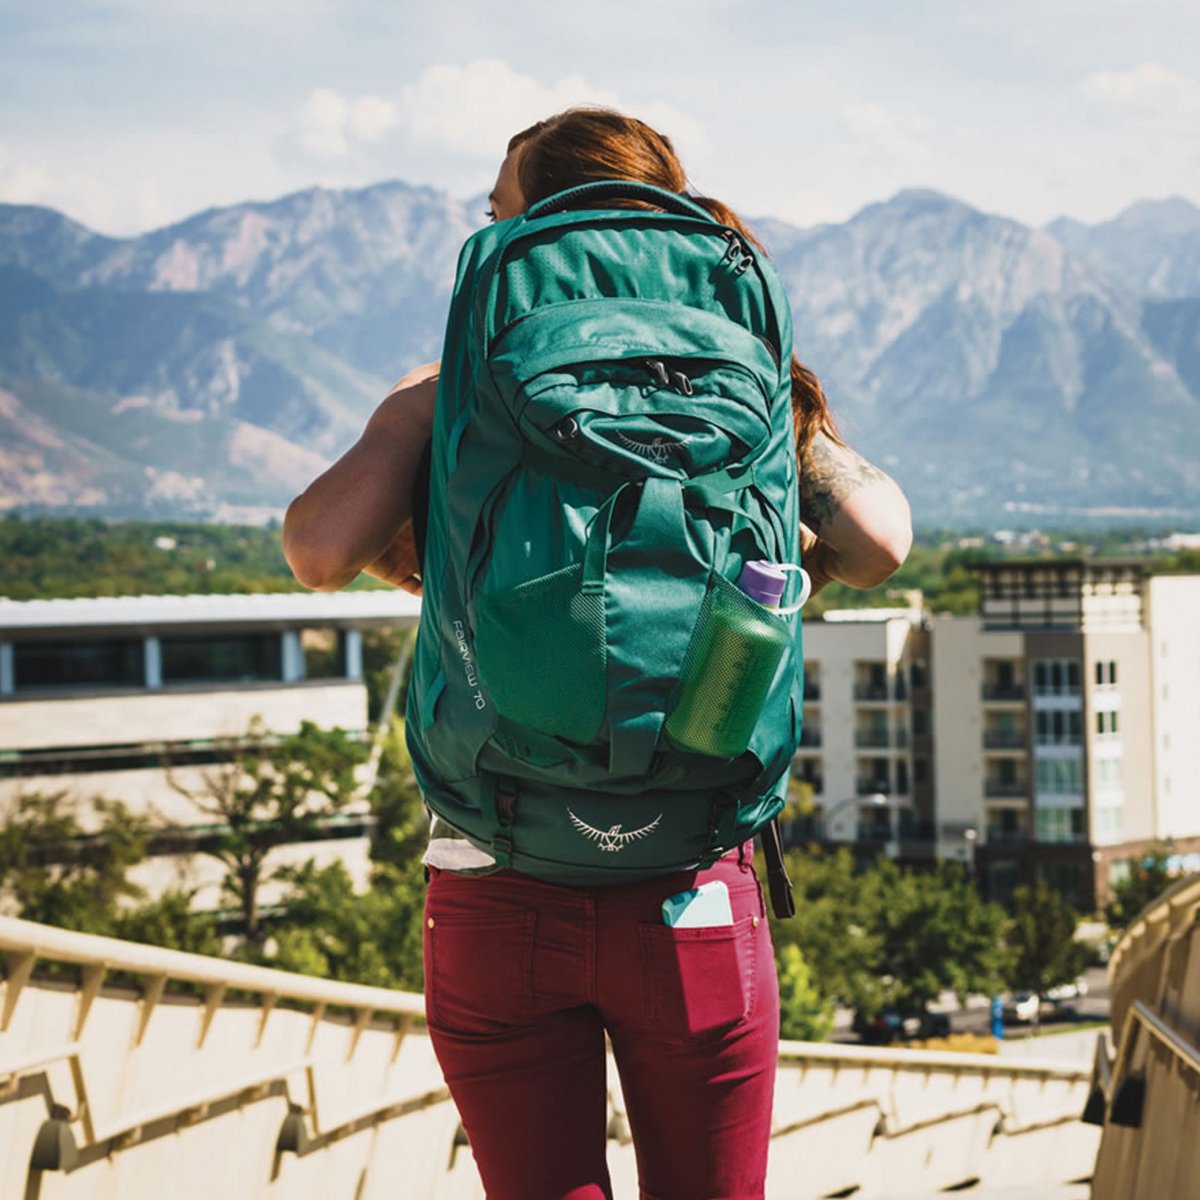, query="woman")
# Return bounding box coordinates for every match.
[285,109,911,1200]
